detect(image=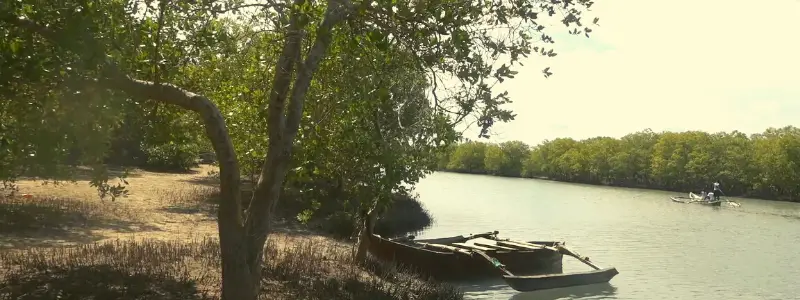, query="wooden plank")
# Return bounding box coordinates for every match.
[495,240,535,250]
[496,240,551,251]
[419,242,472,255]
[465,231,499,240]
[474,242,517,251]
[556,245,601,270]
[452,242,494,252]
[471,250,514,276]
[505,240,562,252]
[390,235,415,242]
